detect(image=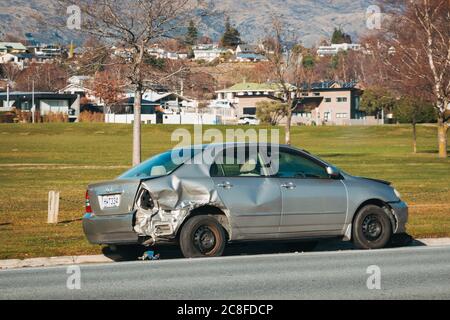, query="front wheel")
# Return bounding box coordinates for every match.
[352,205,393,250]
[179,216,226,258]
